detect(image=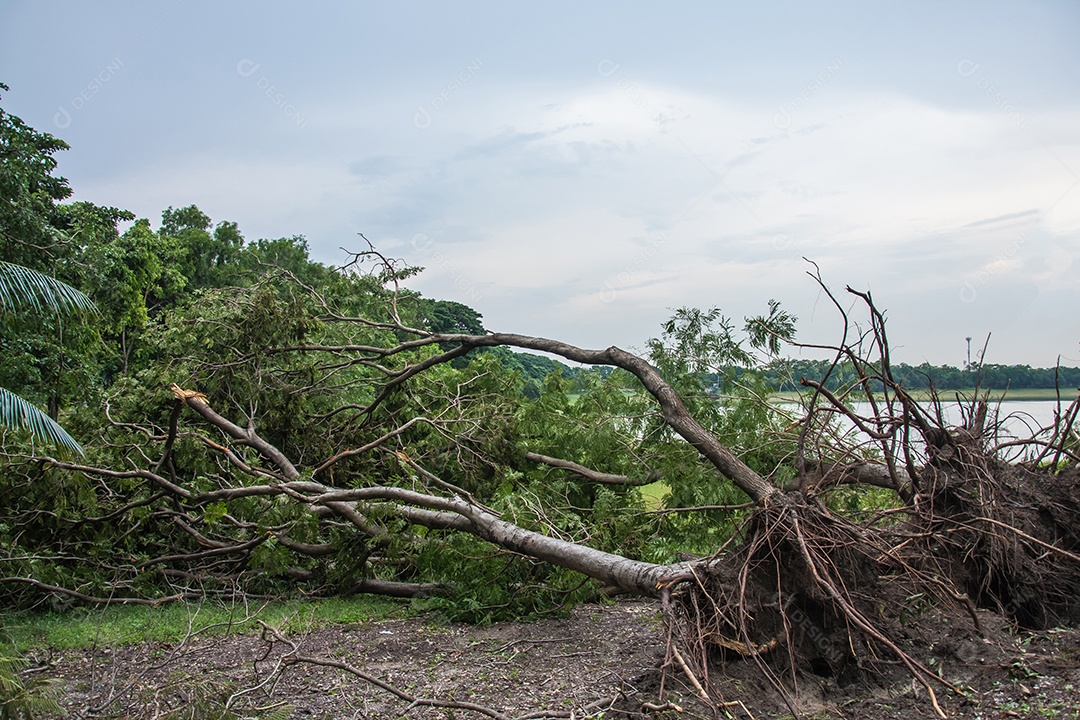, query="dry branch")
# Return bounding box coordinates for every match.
[524,451,654,486]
